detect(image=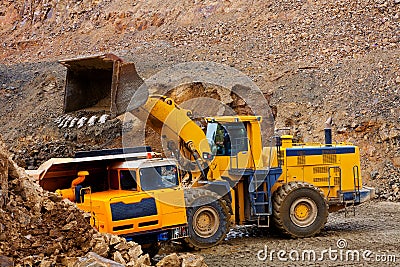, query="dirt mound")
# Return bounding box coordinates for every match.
[1,141,88,264]
[0,140,124,265]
